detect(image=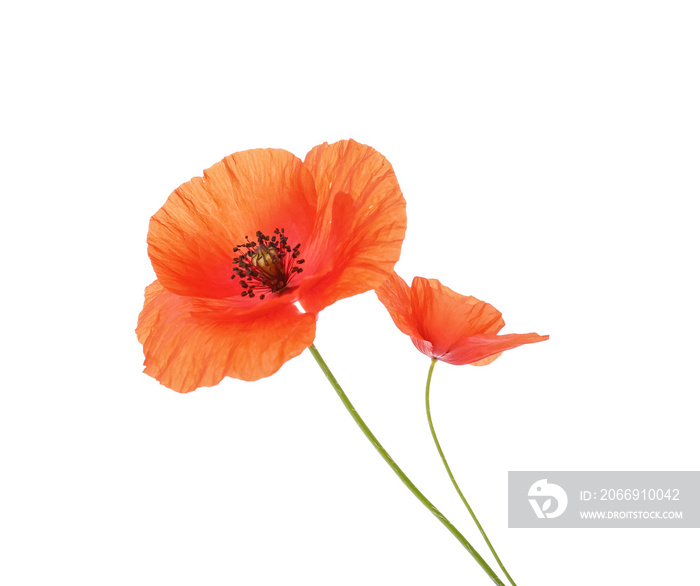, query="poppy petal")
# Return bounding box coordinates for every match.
[410,278,505,355]
[136,281,317,392]
[375,272,420,338]
[377,273,548,365]
[438,333,549,366]
[148,149,318,300]
[470,353,503,367]
[299,140,407,313]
